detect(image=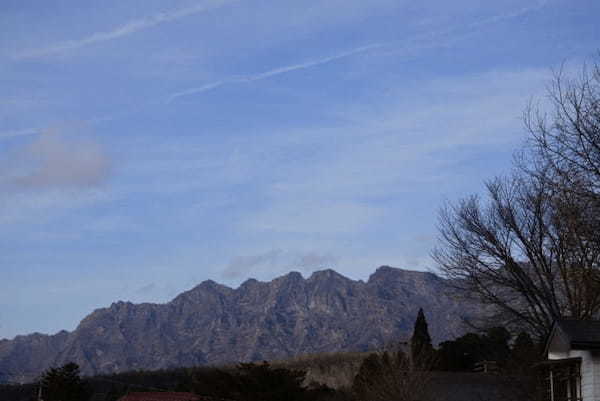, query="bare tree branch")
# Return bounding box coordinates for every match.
[434,59,600,339]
